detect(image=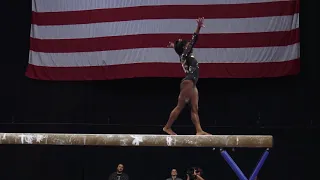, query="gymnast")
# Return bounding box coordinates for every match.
[163,17,211,136]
